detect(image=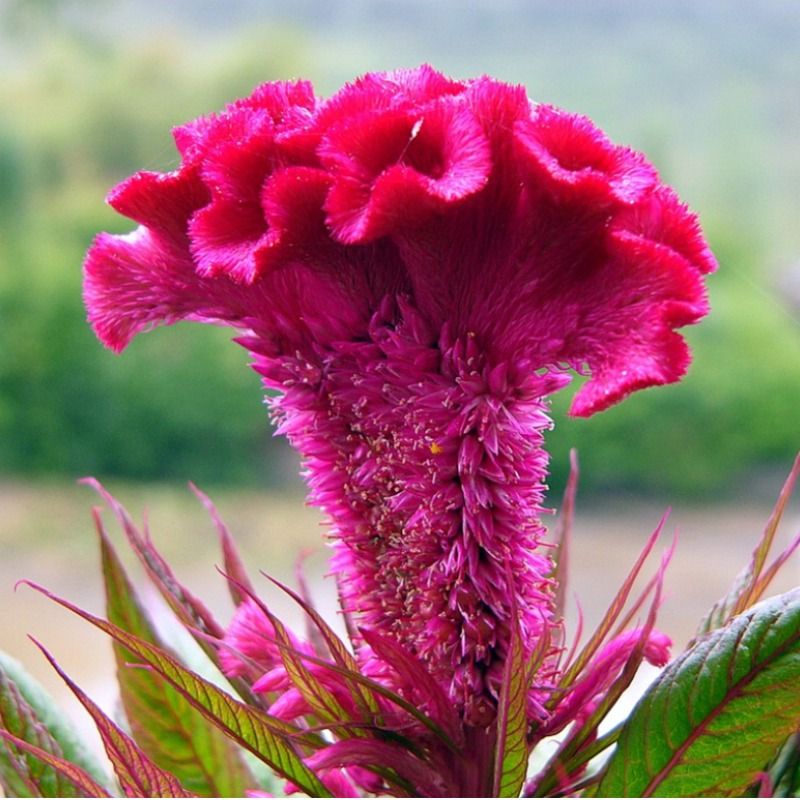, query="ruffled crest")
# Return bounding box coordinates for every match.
[83,65,715,726]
